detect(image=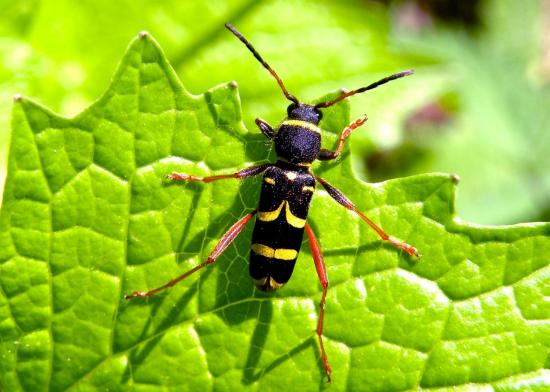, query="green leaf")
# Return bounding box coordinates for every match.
[1,32,549,392]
